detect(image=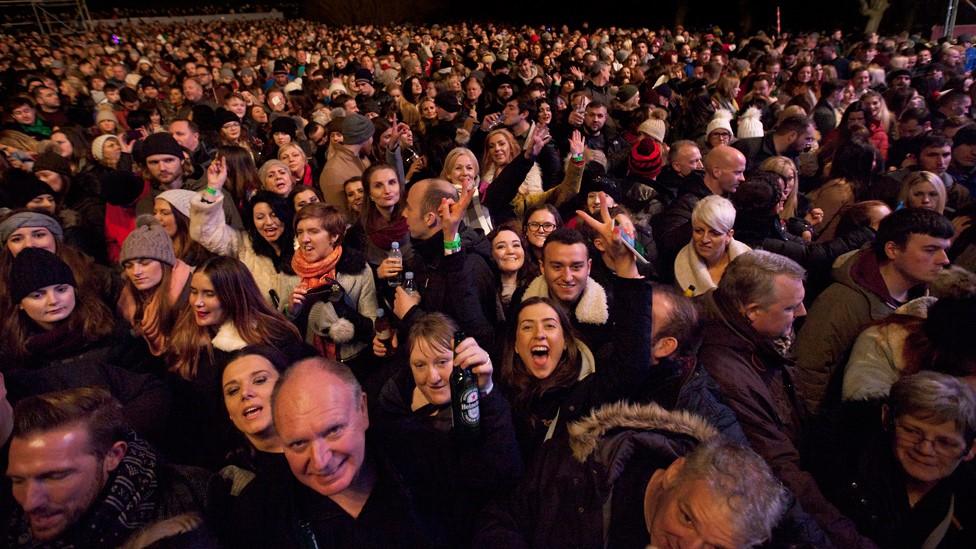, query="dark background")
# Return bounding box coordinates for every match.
[80,0,972,36]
